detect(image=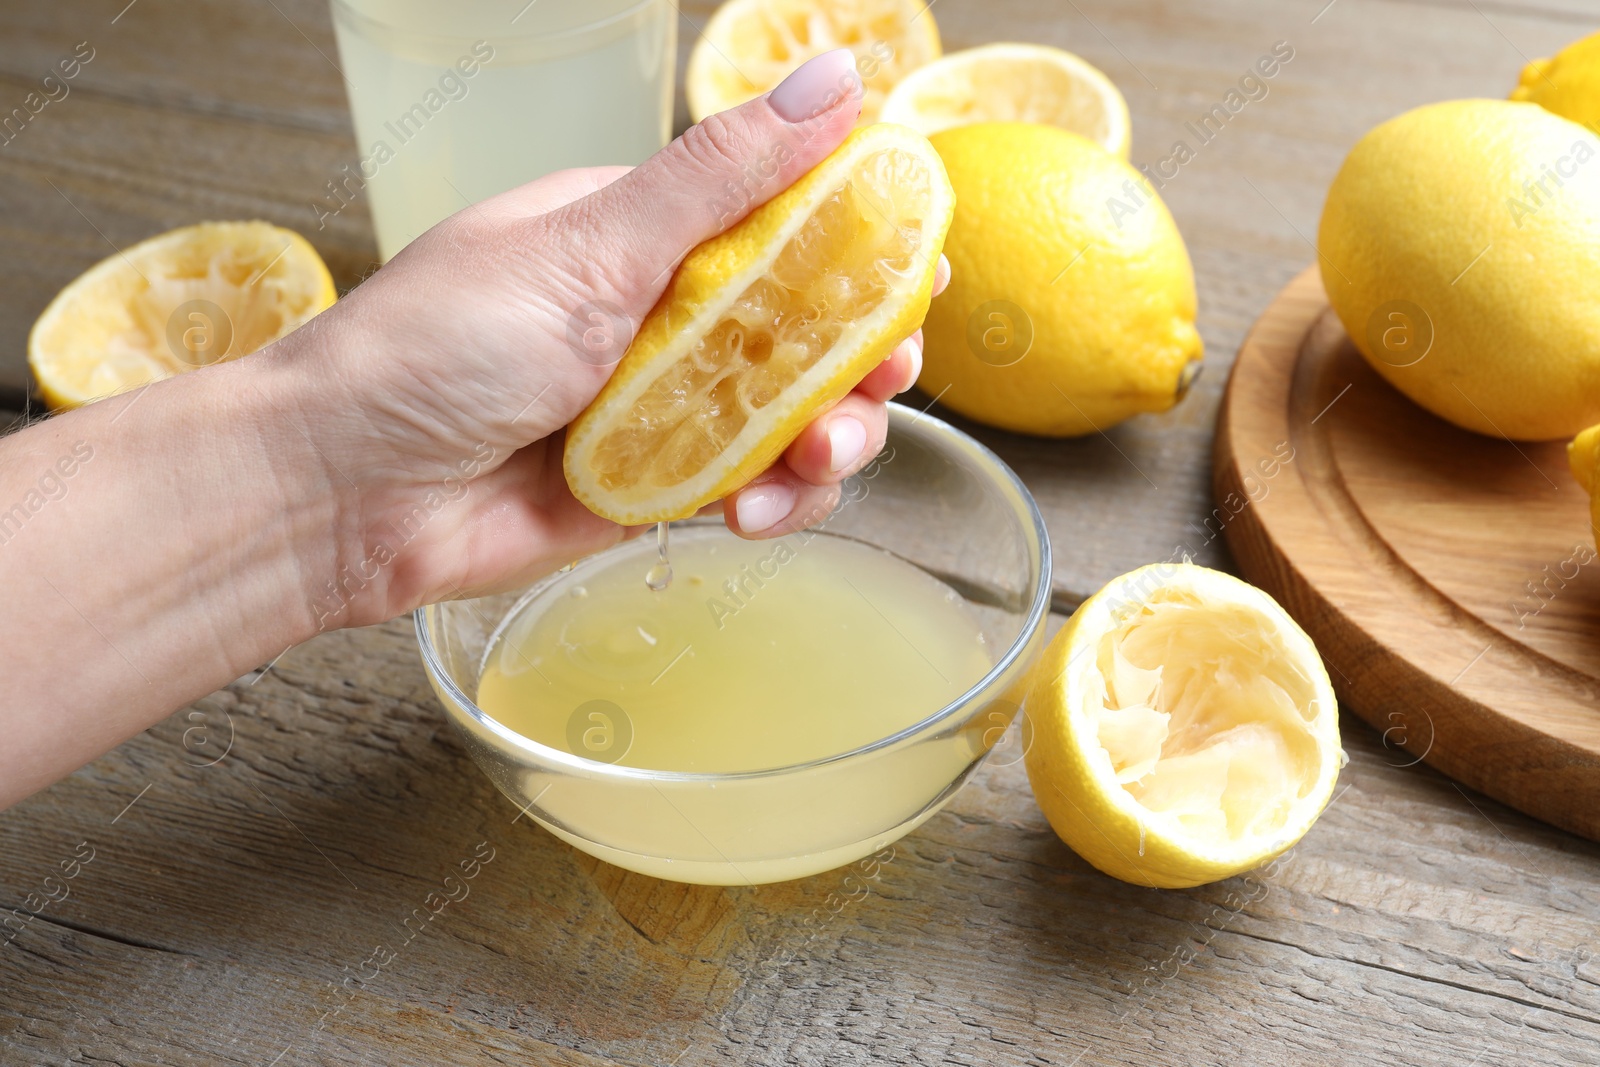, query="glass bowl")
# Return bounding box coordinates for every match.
[416,402,1052,885]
